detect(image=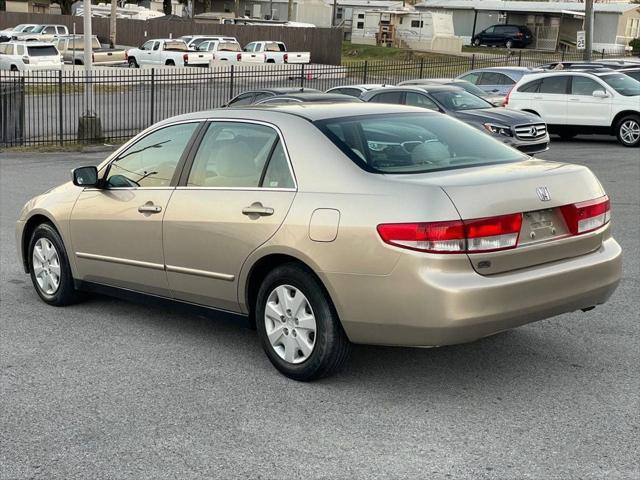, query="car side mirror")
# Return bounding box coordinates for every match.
[592,90,609,98]
[72,166,99,187]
